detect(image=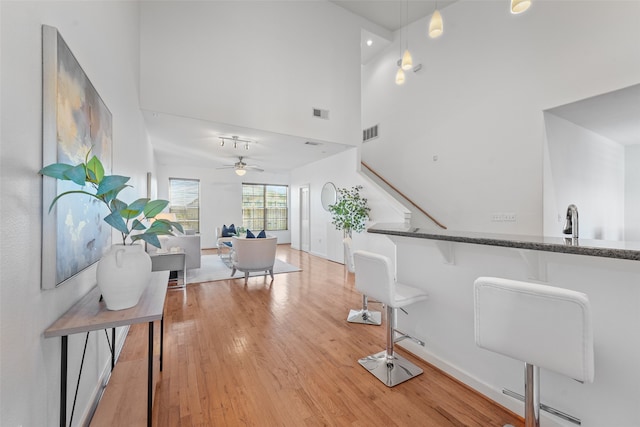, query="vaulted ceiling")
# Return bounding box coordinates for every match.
[145,1,639,176]
[145,1,457,174]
